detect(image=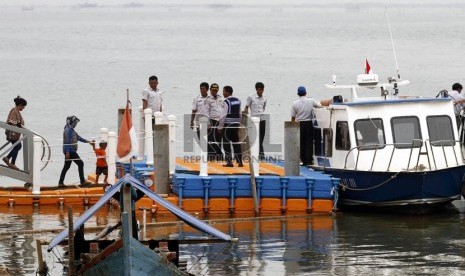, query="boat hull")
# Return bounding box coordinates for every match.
[320,165,465,208]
